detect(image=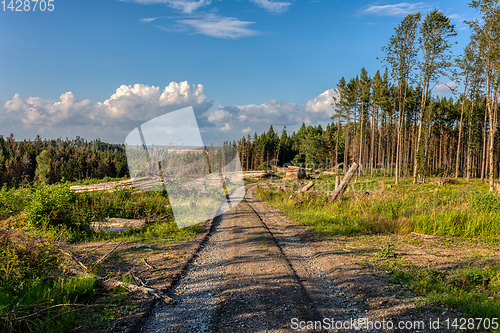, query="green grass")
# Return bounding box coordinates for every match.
[257,177,500,240]
[369,257,500,330]
[0,181,202,243]
[0,178,206,332]
[0,234,98,333]
[257,176,500,326]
